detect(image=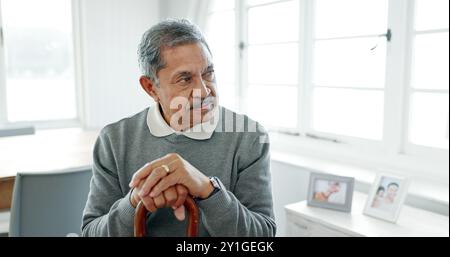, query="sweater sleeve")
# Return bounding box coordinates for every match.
[196,129,276,237]
[81,130,135,237]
